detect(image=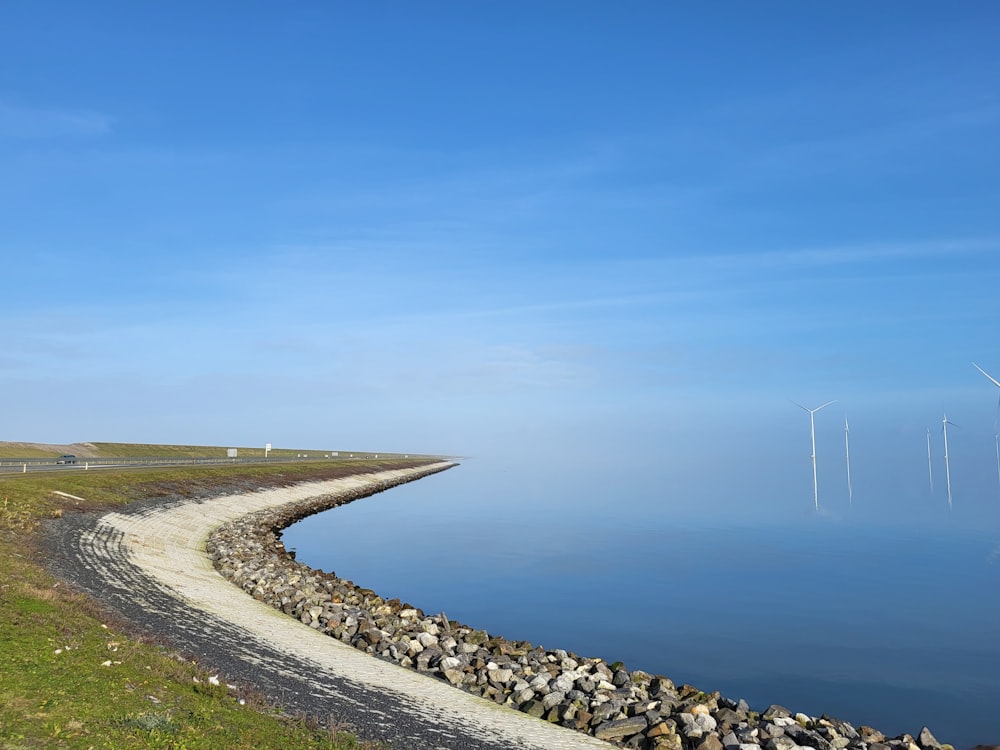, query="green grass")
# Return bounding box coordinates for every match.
[86,442,347,458]
[0,457,437,749]
[0,444,70,459]
[0,441,430,459]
